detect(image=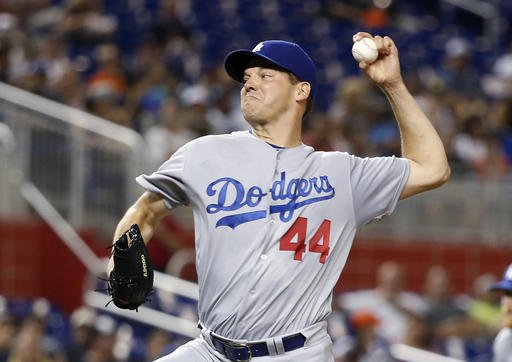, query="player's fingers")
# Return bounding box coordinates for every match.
[372,35,388,55]
[358,61,369,70]
[383,36,395,54]
[352,32,372,42]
